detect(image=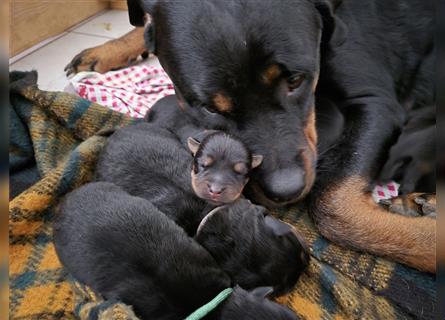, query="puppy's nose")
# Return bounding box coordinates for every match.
[208,184,225,195]
[262,168,305,202]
